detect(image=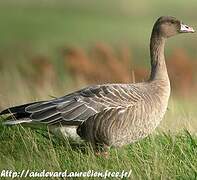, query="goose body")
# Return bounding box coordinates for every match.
[0,16,194,152]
